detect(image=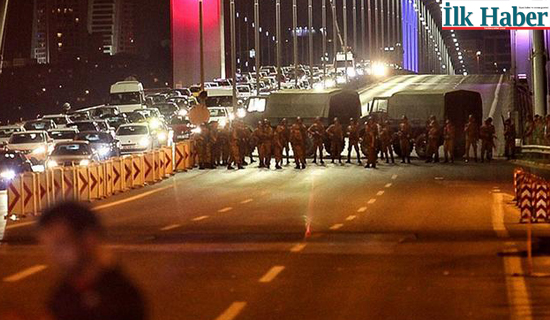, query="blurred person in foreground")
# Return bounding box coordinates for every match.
[37,202,146,320]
